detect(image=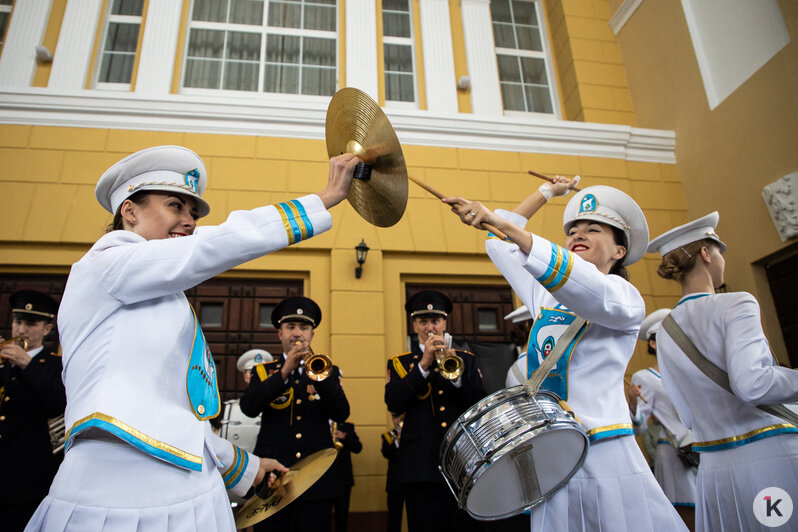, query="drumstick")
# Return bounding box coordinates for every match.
[527,170,582,192]
[408,175,509,240]
[624,377,648,403]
